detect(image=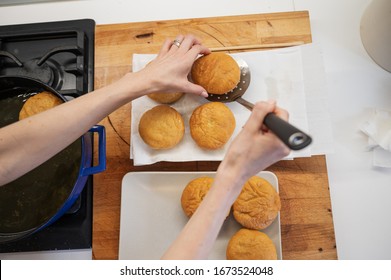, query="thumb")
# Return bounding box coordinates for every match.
[183,82,208,98]
[244,101,275,132]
